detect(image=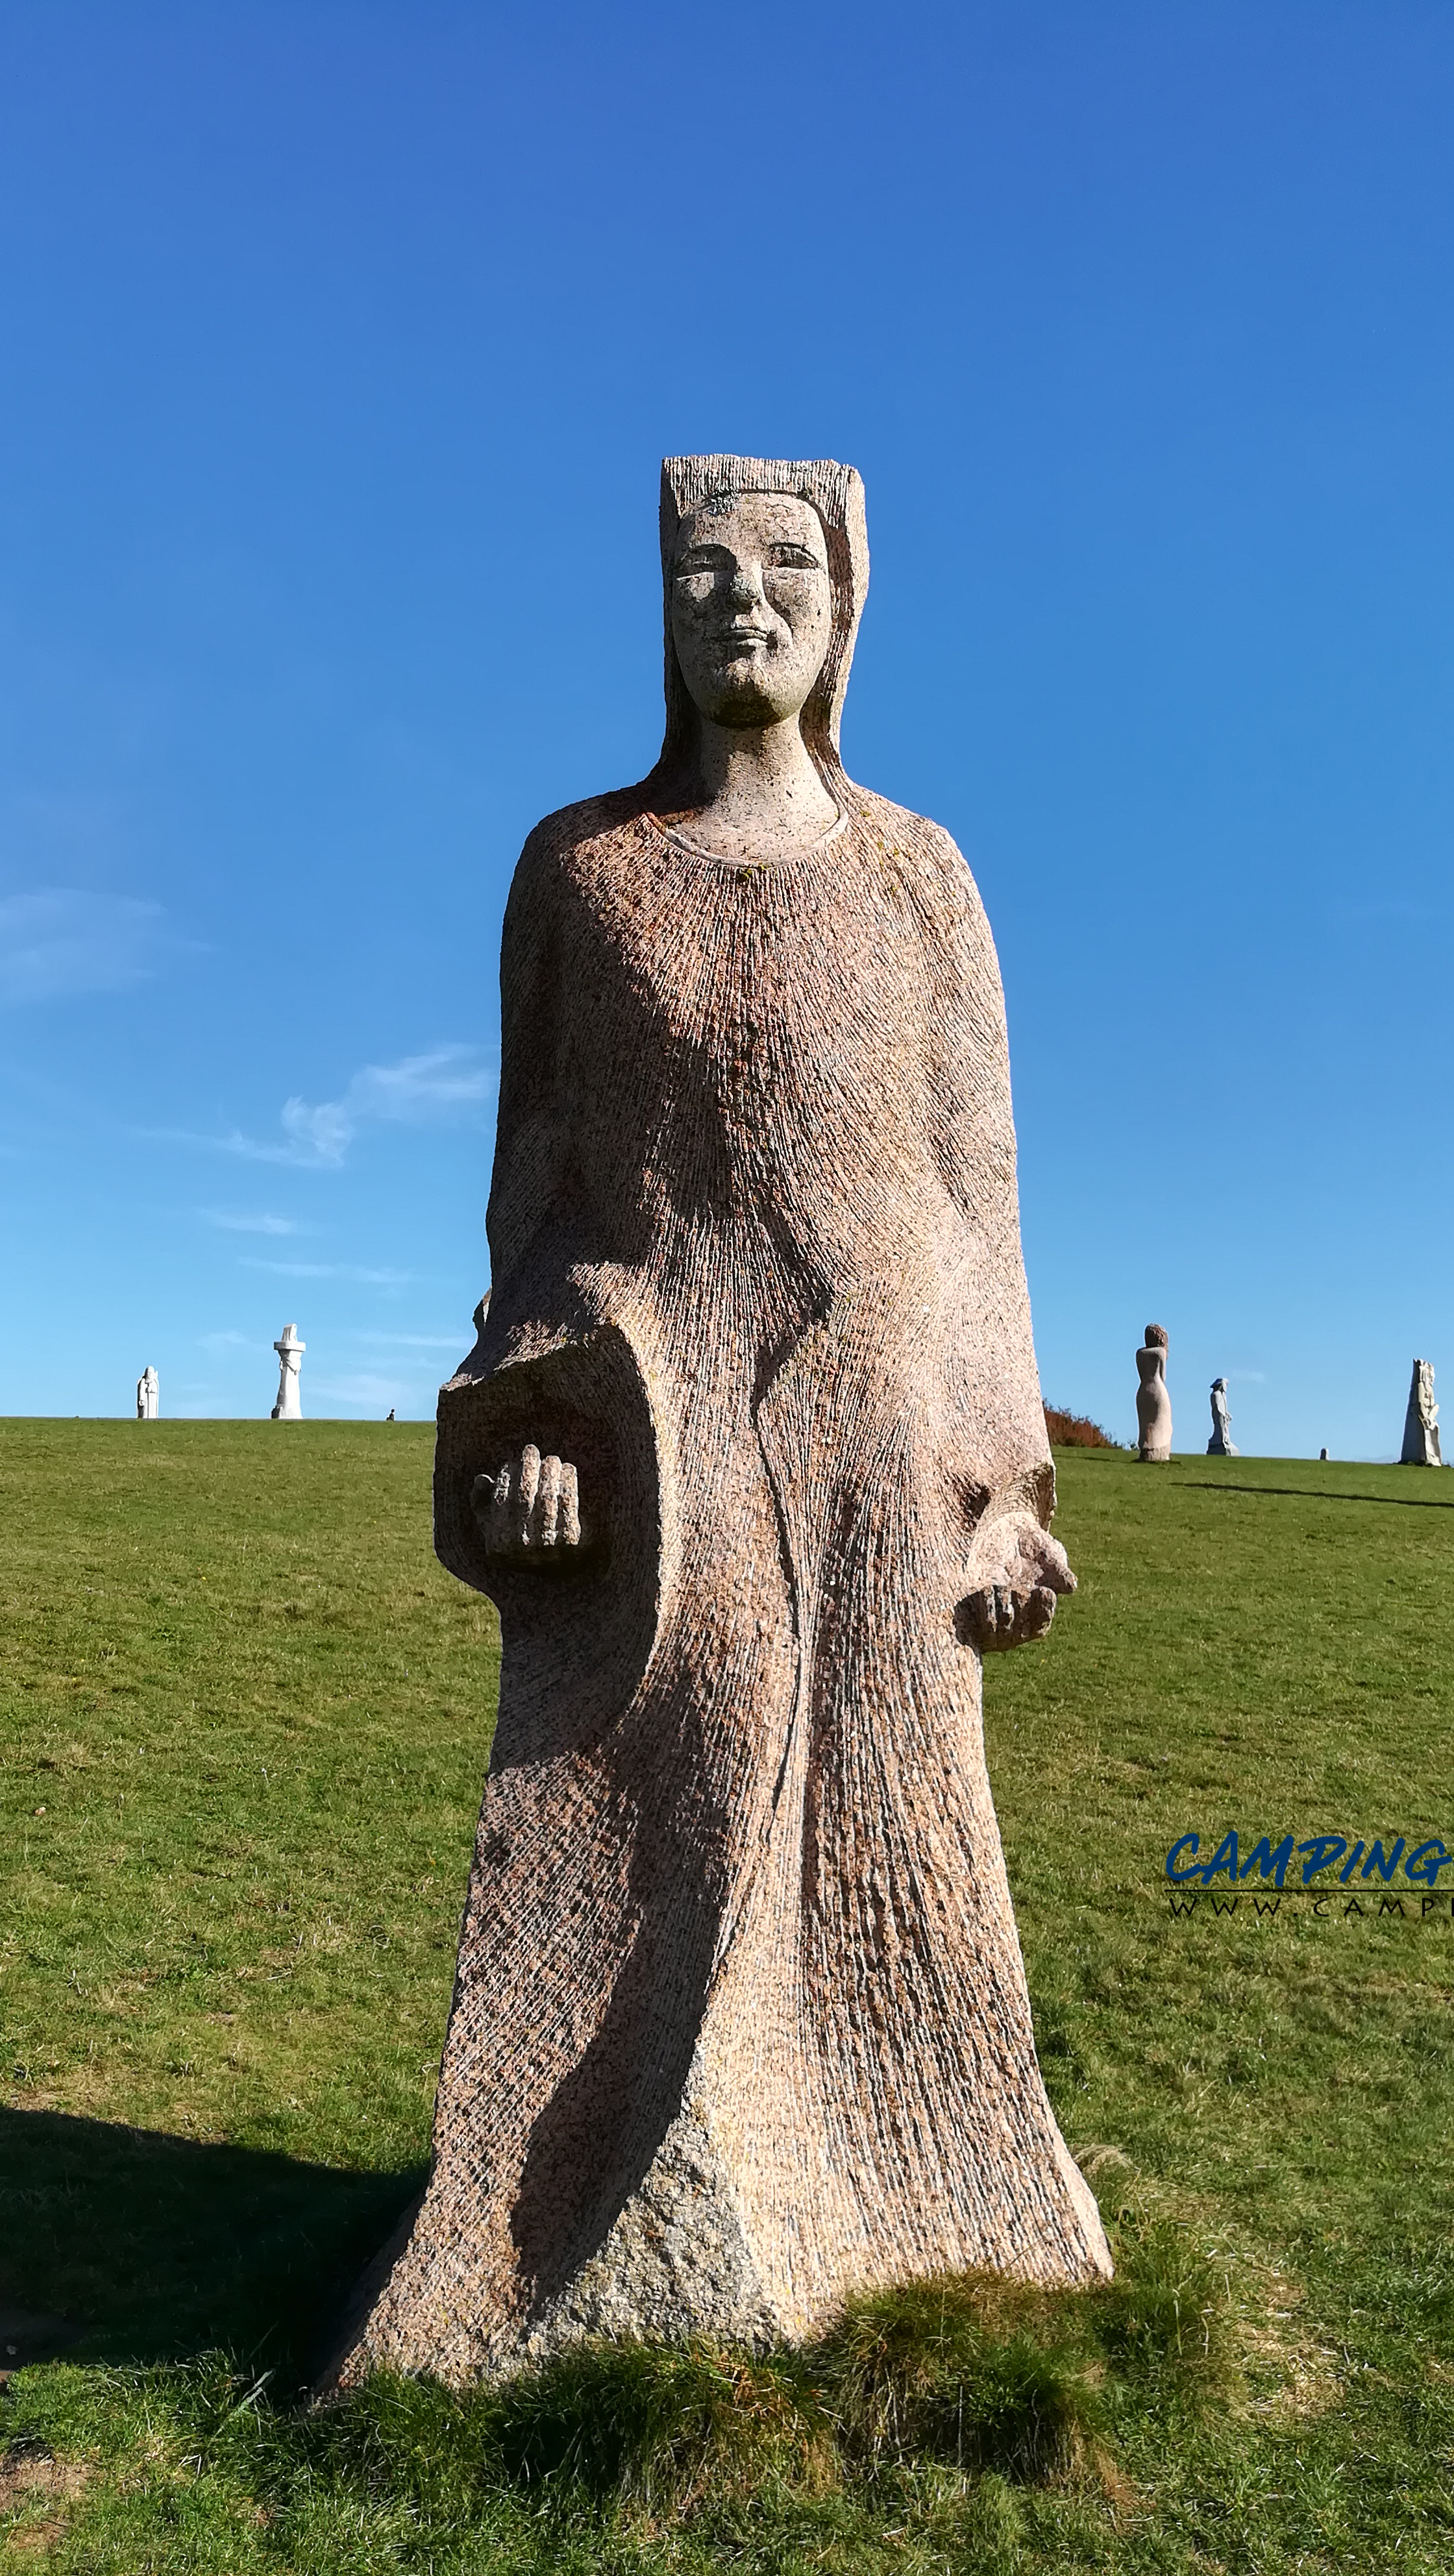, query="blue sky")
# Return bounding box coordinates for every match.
[2,1,1450,1452]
